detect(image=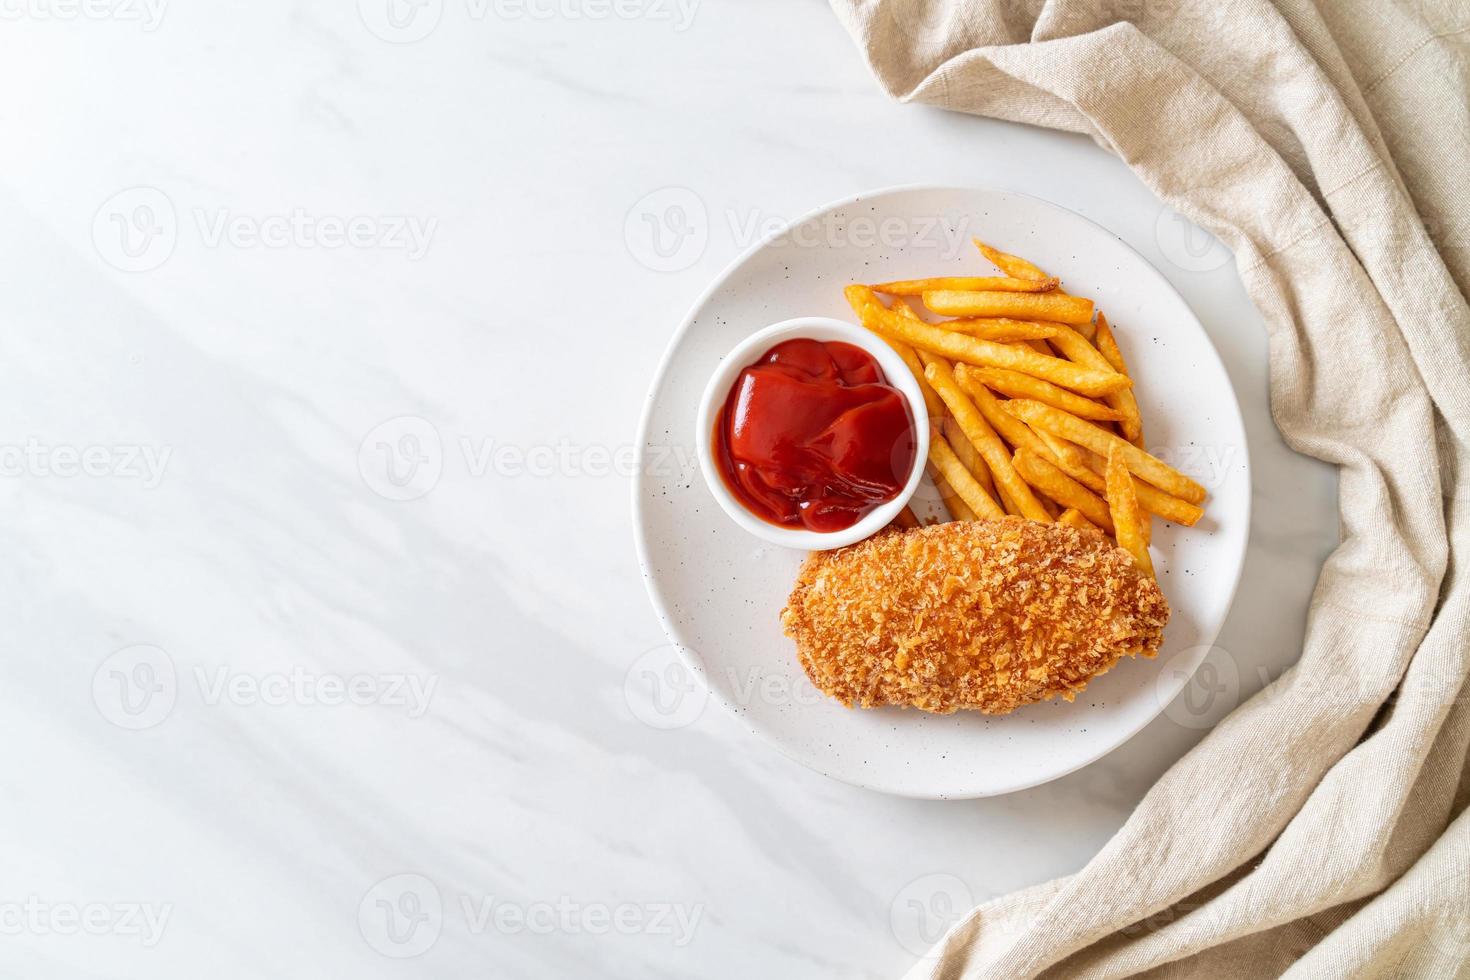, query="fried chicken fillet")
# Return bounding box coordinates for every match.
[781,518,1169,714]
